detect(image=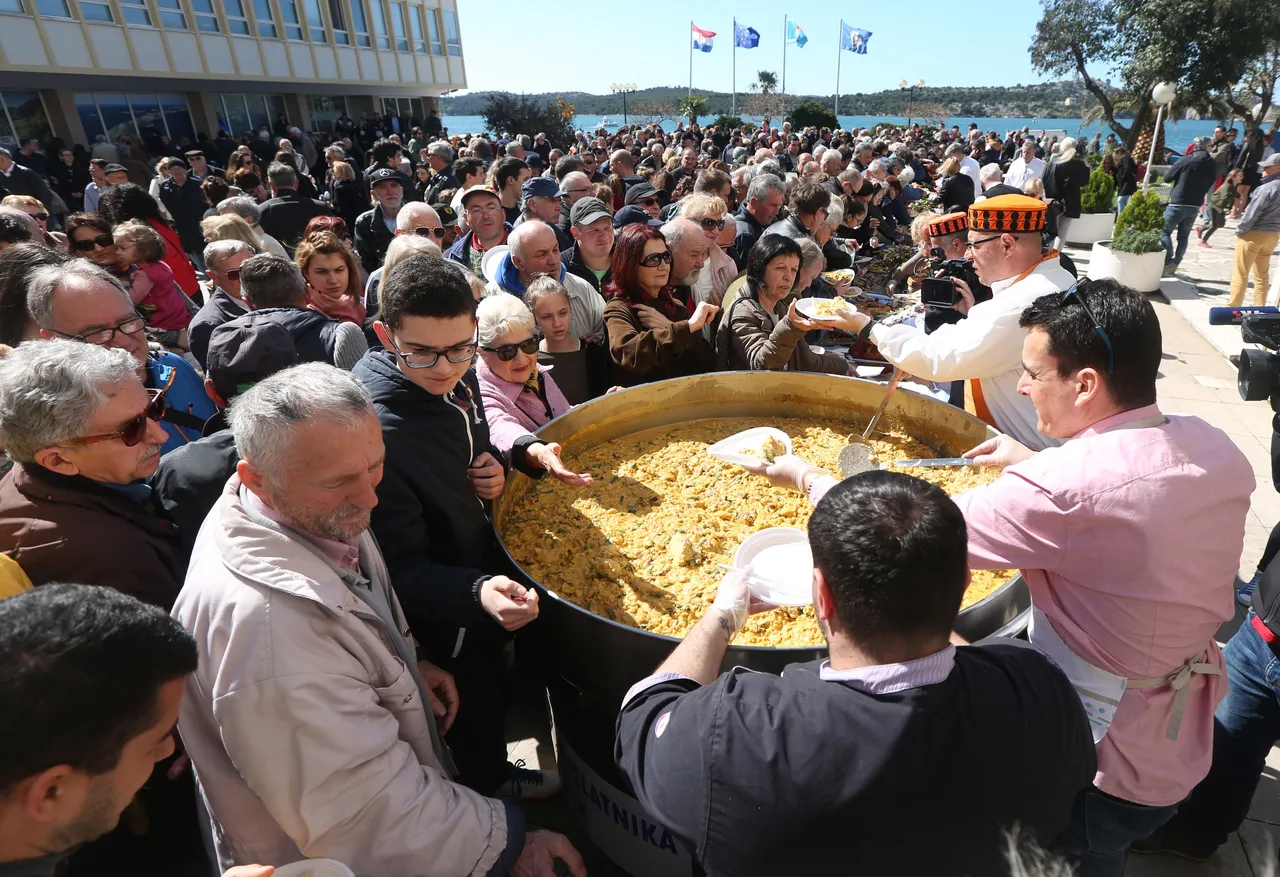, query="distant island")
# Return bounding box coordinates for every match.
[441,80,1117,120]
